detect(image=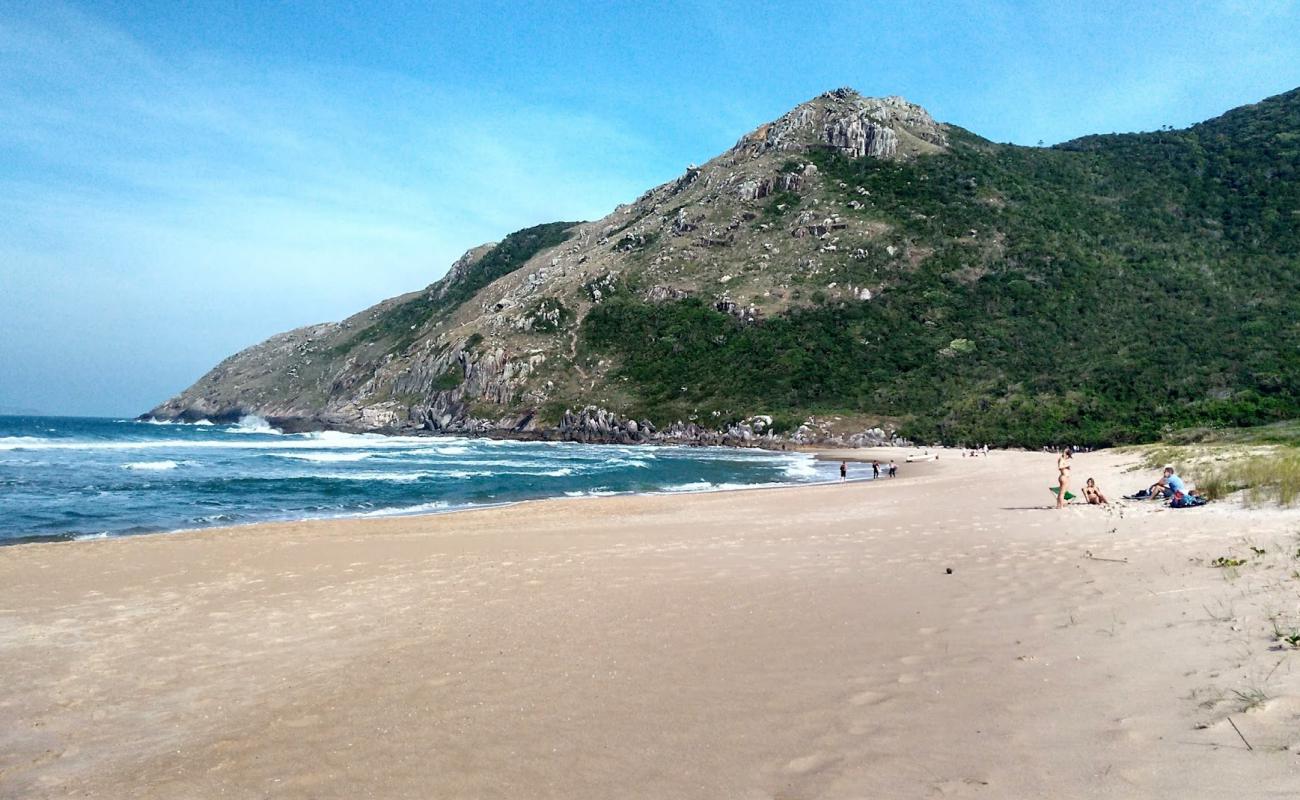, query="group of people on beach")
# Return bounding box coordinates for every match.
[838,460,897,481]
[1055,448,1204,509]
[1054,448,1109,508]
[1055,447,1097,509]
